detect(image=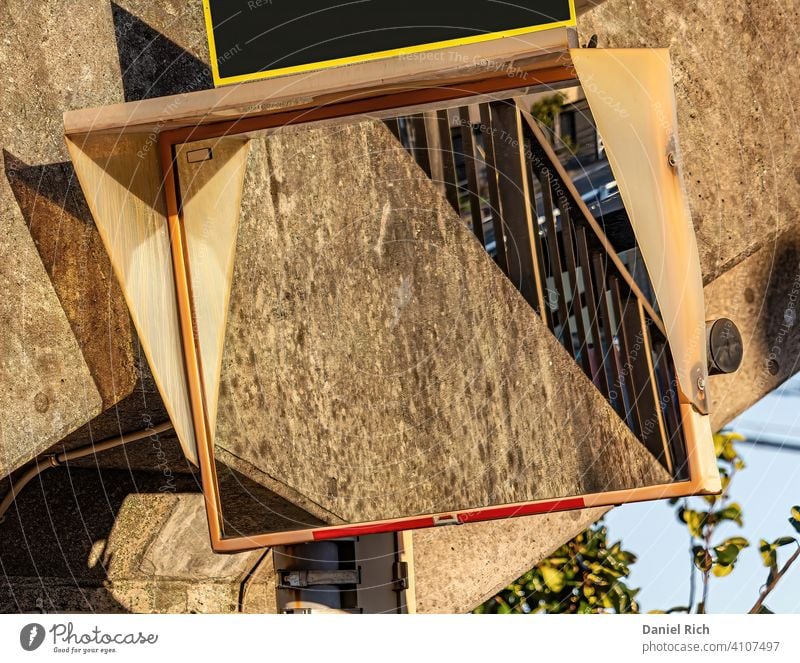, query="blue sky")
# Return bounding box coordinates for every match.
[606,377,800,614]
